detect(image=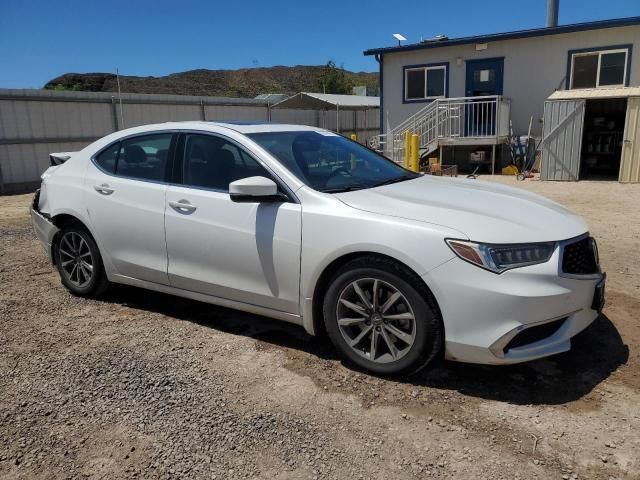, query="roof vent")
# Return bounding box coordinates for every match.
[422,34,449,43]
